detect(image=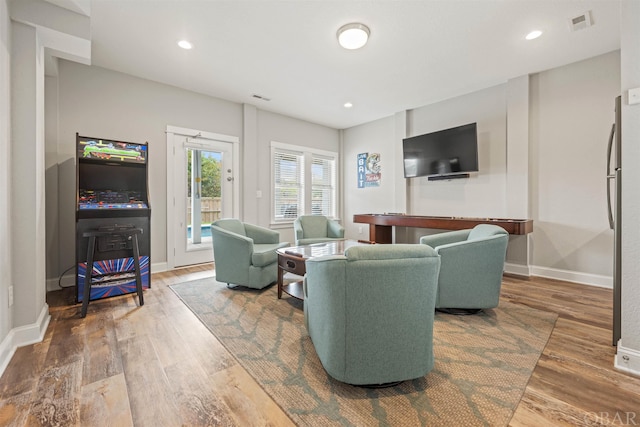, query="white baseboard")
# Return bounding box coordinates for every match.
[151,262,168,274]
[504,262,531,277]
[0,304,51,378]
[46,272,75,292]
[529,265,612,289]
[504,263,612,289]
[615,343,640,377]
